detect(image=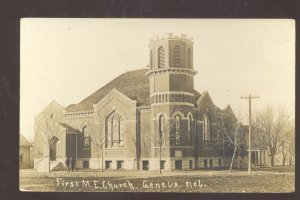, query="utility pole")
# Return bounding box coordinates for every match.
[159,141,162,174]
[241,95,259,175]
[101,146,104,174]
